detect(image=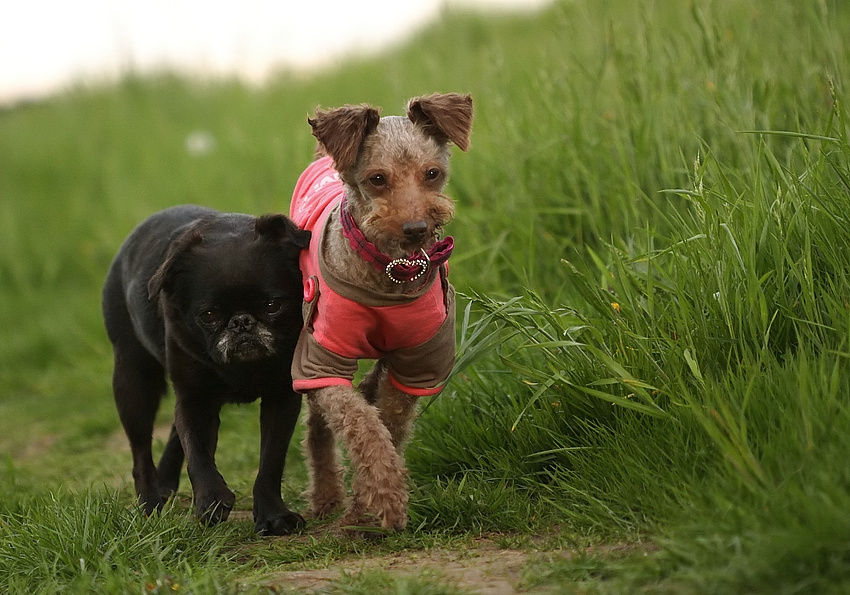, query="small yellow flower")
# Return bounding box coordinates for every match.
[611,302,621,314]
